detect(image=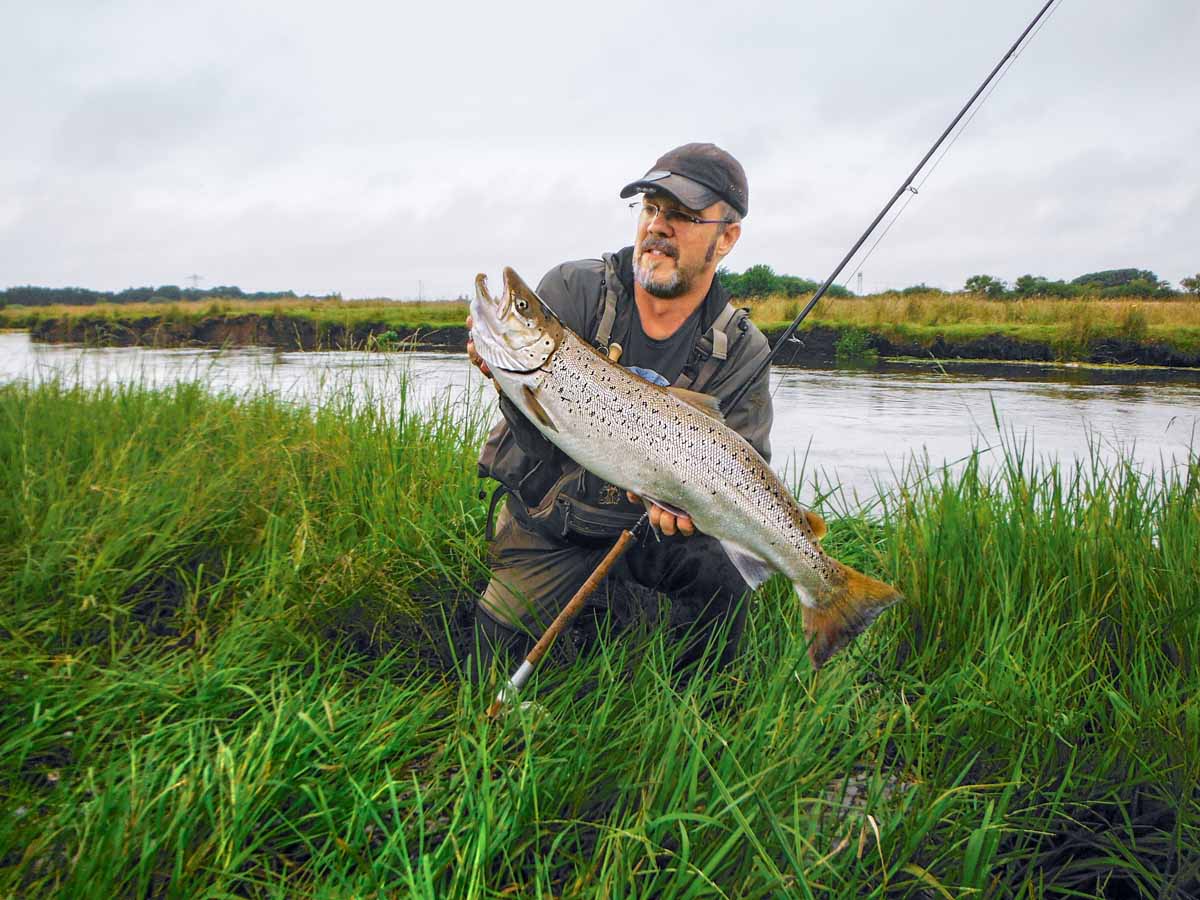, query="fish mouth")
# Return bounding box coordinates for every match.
[471,267,562,374]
